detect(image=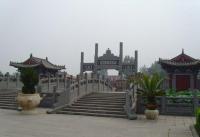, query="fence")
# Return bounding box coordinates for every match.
[52,74,113,108]
[136,95,200,116]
